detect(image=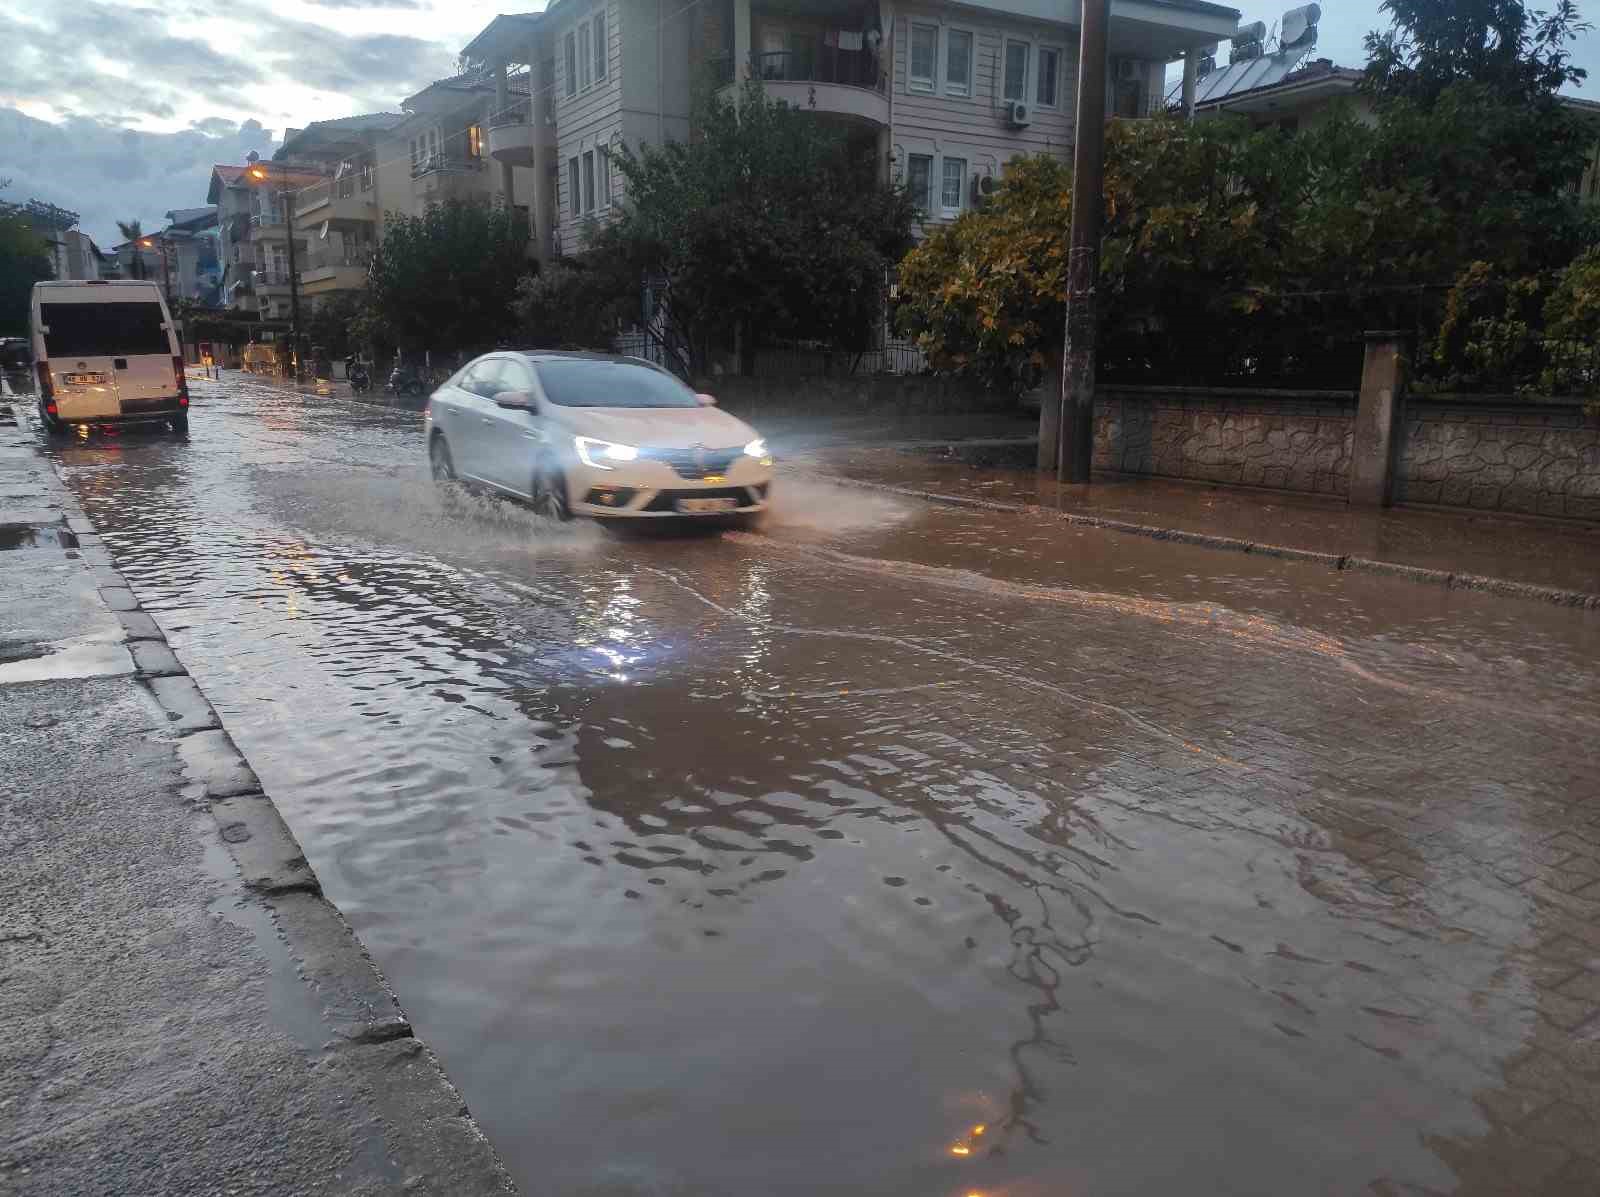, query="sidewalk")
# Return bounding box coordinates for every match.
[0,400,515,1194]
[804,436,1600,603]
